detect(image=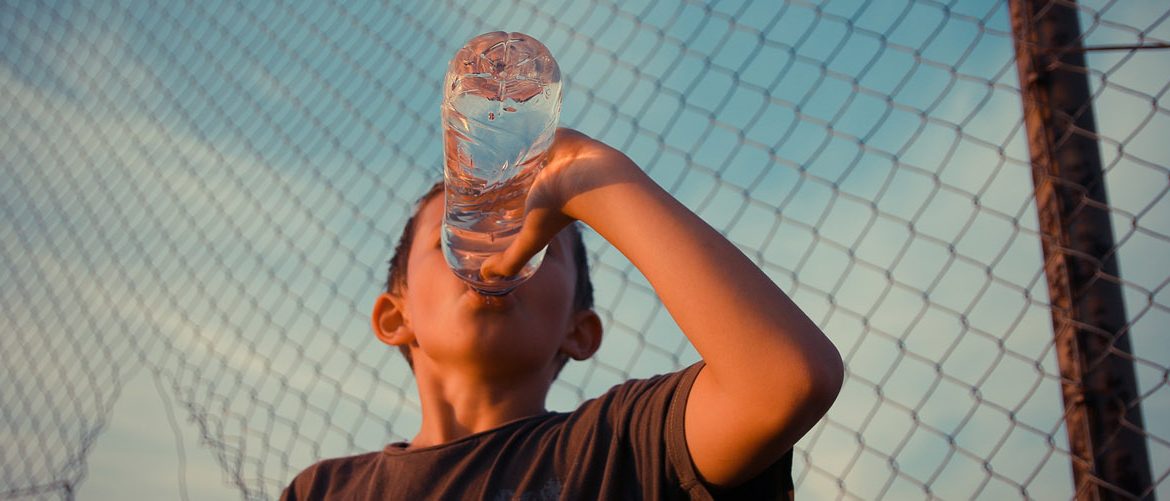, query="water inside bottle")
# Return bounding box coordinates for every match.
[441,32,561,295]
